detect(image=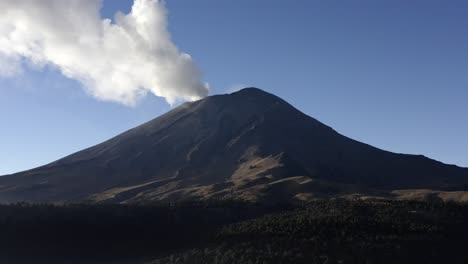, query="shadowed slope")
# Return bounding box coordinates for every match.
[0,88,467,203]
